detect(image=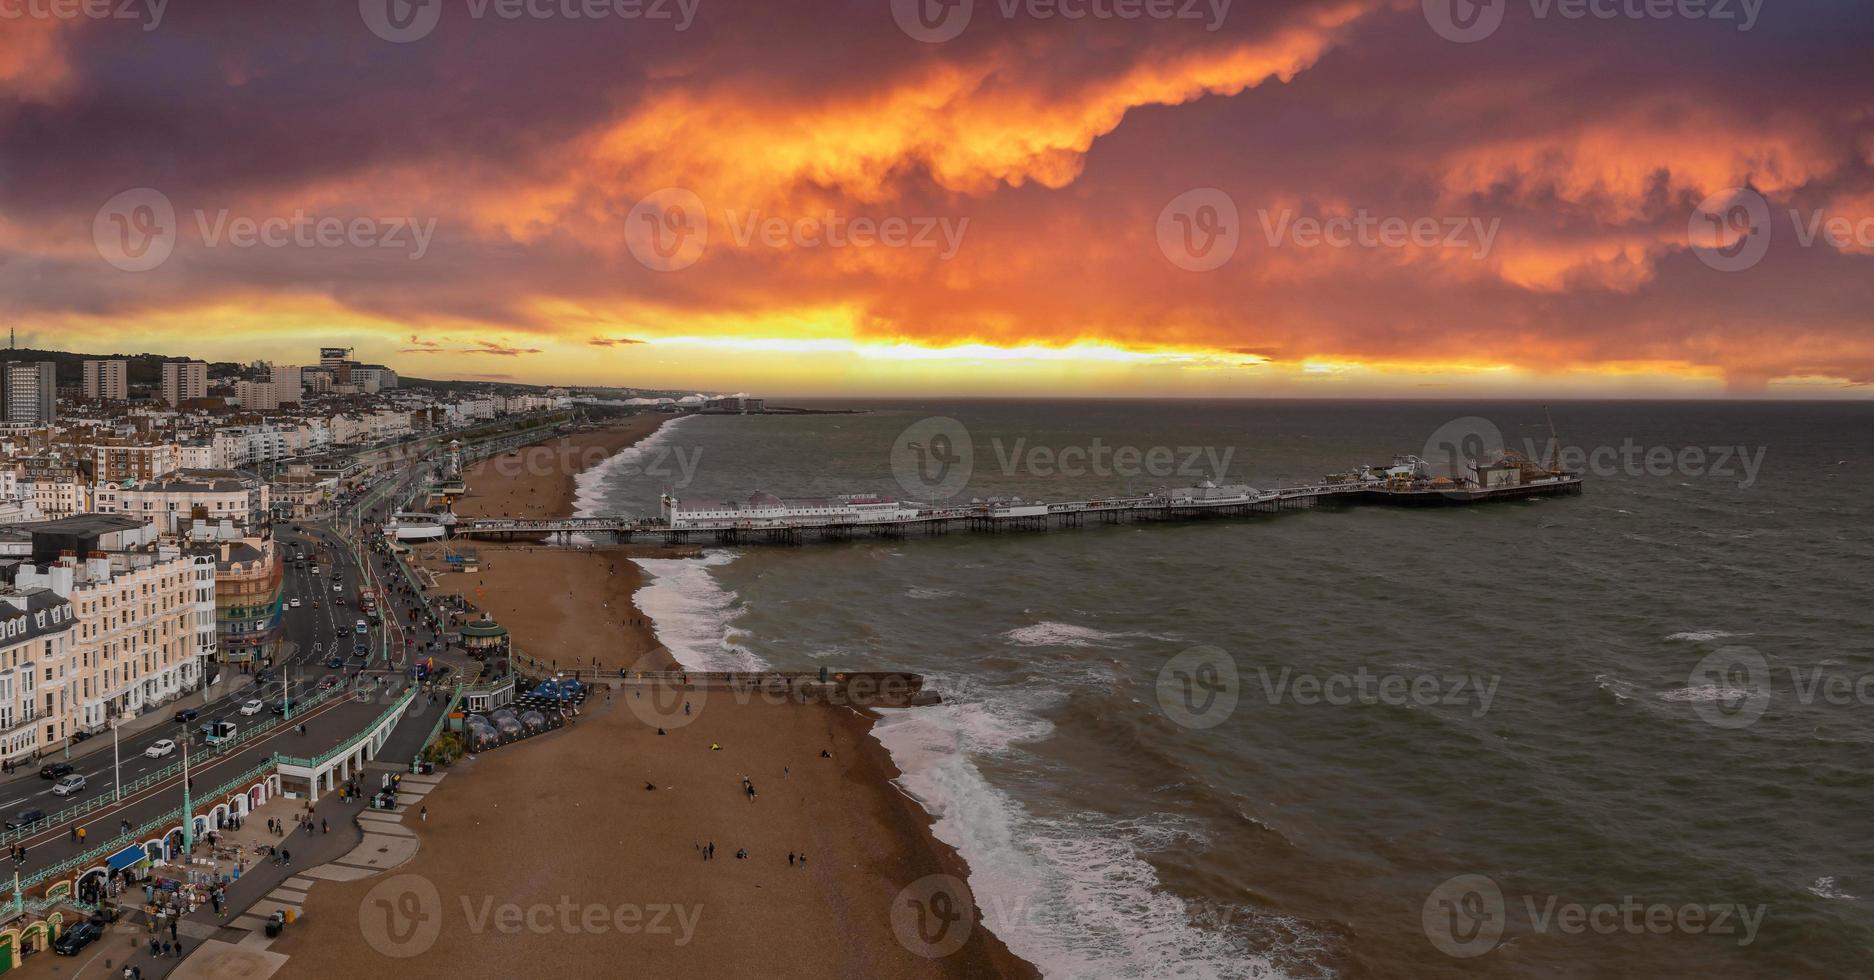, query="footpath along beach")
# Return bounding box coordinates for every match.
[270,415,1039,978]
